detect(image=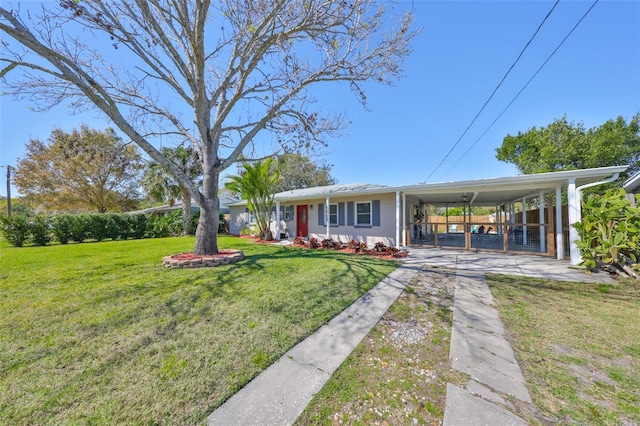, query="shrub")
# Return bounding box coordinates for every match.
[321,238,342,250]
[167,211,186,235]
[86,214,109,242]
[115,214,133,240]
[574,188,640,279]
[347,239,367,252]
[218,212,228,234]
[28,215,51,246]
[128,214,148,239]
[149,215,170,238]
[149,211,183,238]
[104,213,126,240]
[374,241,387,251]
[293,236,306,246]
[0,215,30,247]
[52,214,74,244]
[240,225,257,237]
[309,237,320,249]
[70,215,88,243]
